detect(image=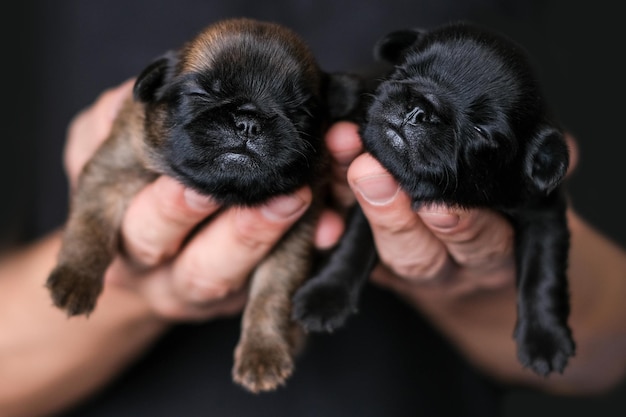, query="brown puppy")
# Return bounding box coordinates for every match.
[46,18,359,393]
